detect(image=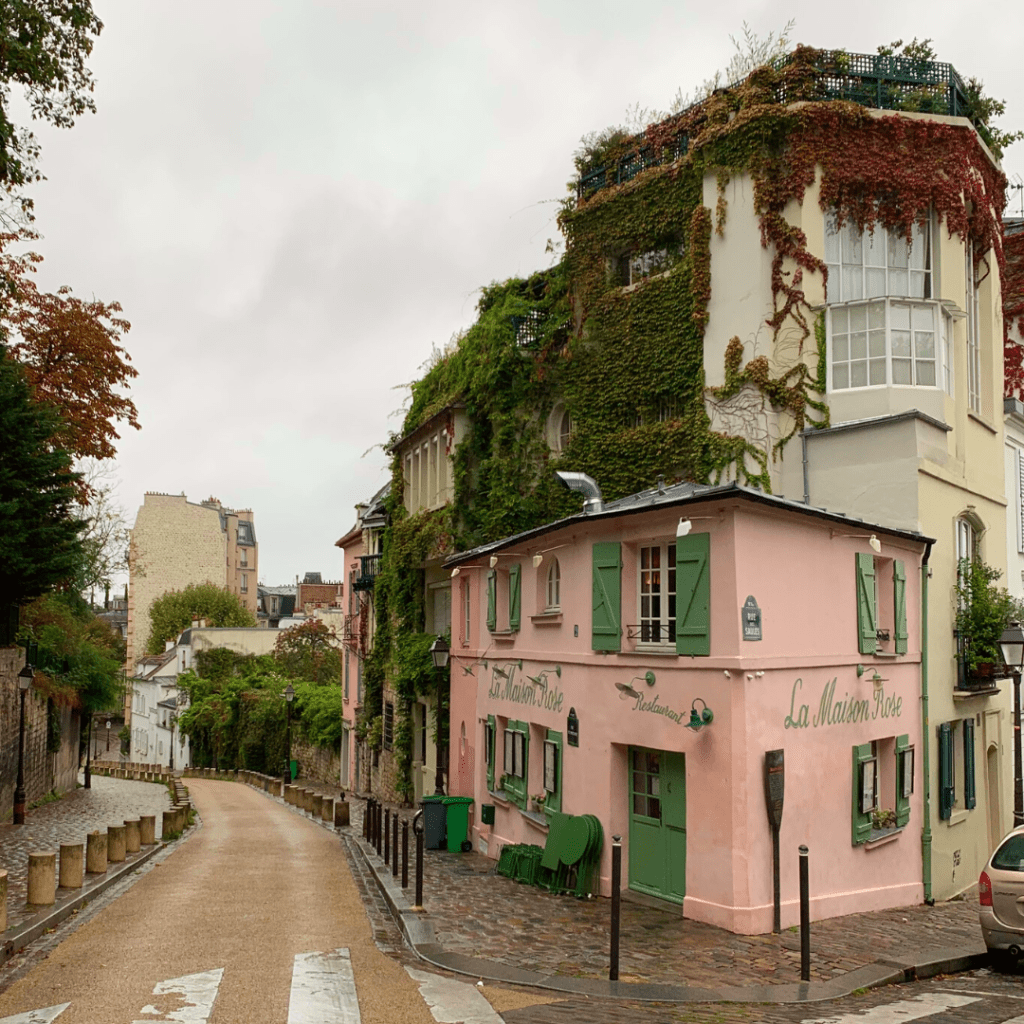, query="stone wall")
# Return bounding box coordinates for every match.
[291,737,342,791]
[1,648,82,819]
